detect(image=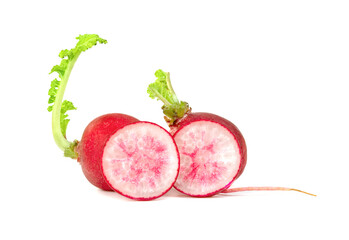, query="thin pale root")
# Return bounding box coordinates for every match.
[222,187,316,197]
